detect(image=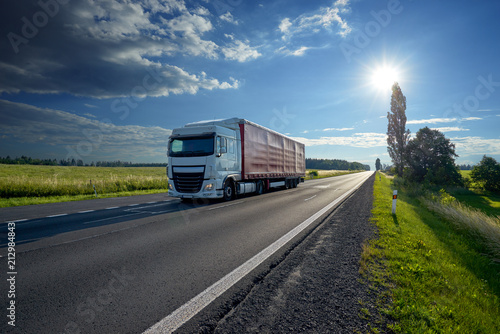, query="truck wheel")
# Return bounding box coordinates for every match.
[223,180,235,201]
[256,180,264,195]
